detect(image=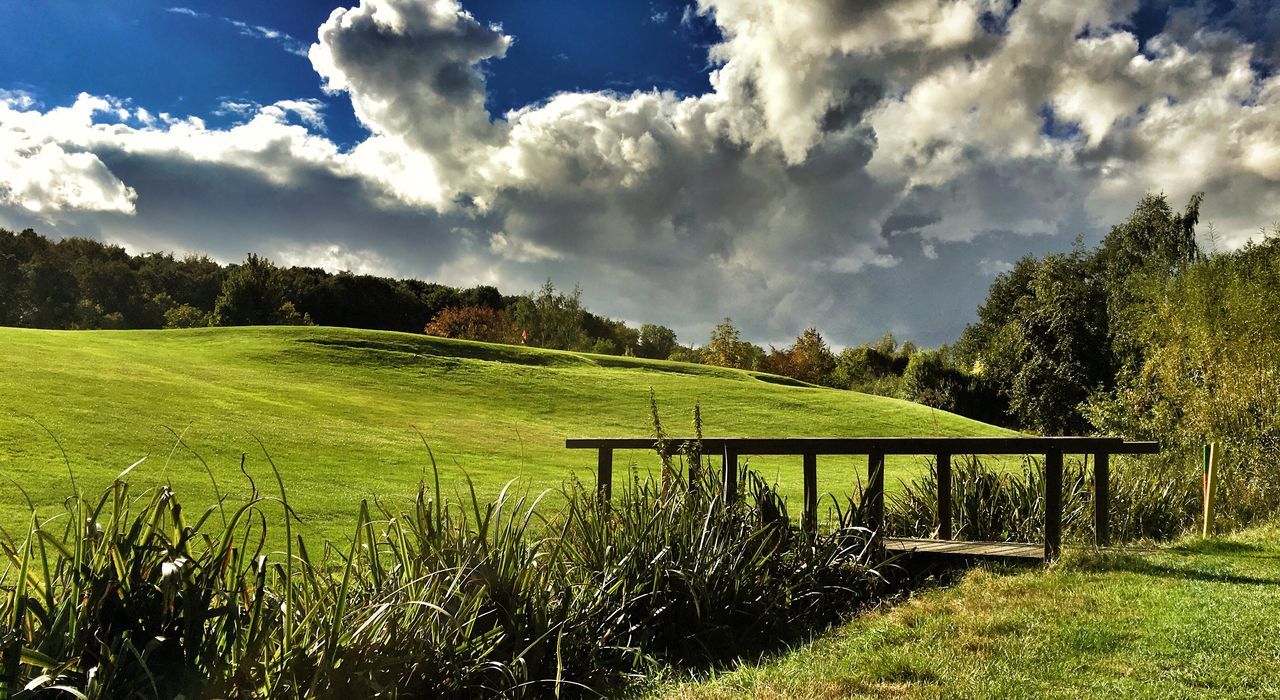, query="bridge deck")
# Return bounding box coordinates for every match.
[885,537,1044,562]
